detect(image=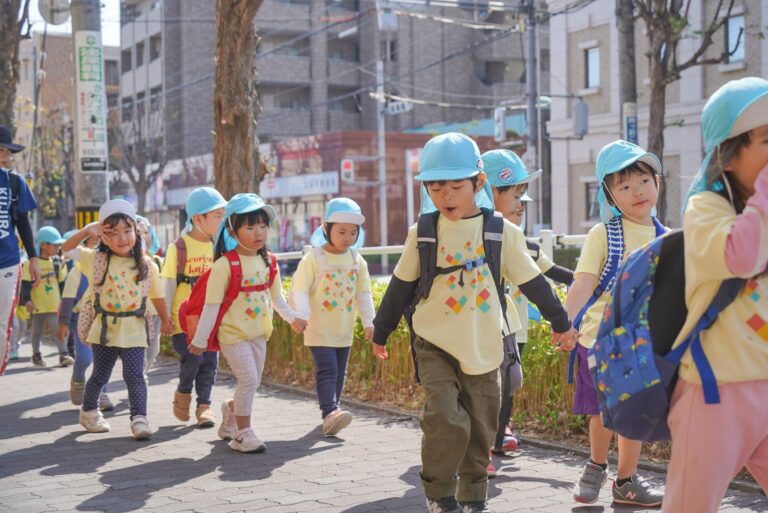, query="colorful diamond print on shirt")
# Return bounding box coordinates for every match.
[475,244,485,257]
[476,288,491,313]
[513,289,523,304]
[464,241,472,251]
[747,314,768,341]
[323,300,339,312]
[745,280,760,302]
[447,275,457,290]
[324,285,331,296]
[445,295,467,314]
[346,299,354,312]
[245,306,261,319]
